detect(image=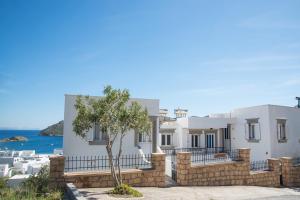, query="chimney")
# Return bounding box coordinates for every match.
[296,97,300,108]
[174,108,188,118]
